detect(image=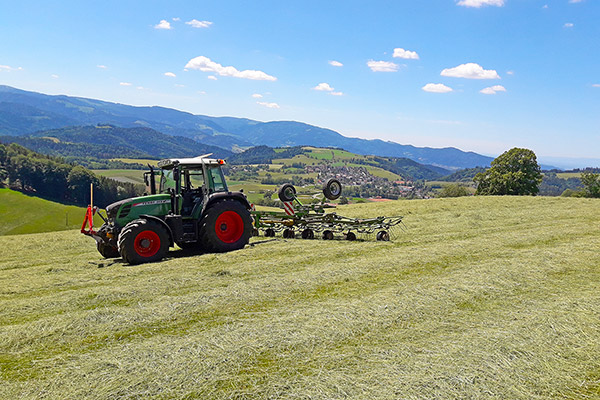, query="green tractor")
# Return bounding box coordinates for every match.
[81,155,253,264]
